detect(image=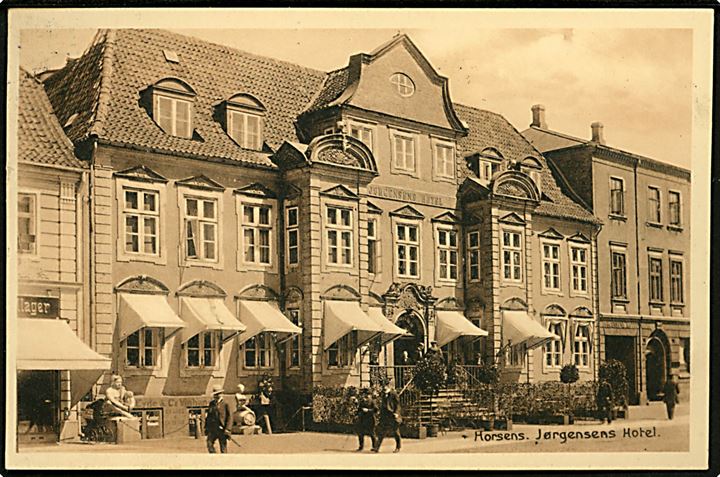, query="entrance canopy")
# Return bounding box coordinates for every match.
[503,310,559,350]
[180,297,245,343]
[323,301,384,350]
[237,300,302,346]
[17,318,111,370]
[367,307,409,345]
[117,293,186,341]
[435,311,488,347]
